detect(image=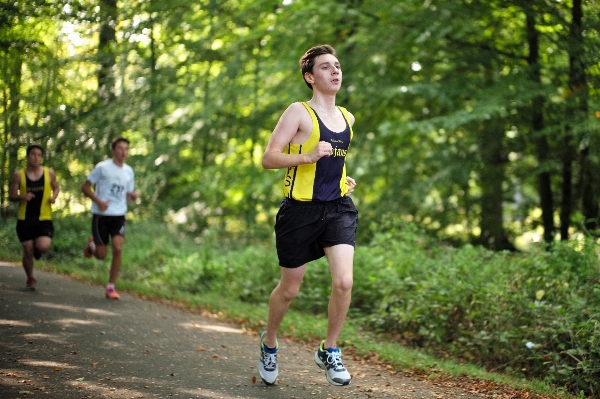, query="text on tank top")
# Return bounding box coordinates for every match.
[283,103,353,201]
